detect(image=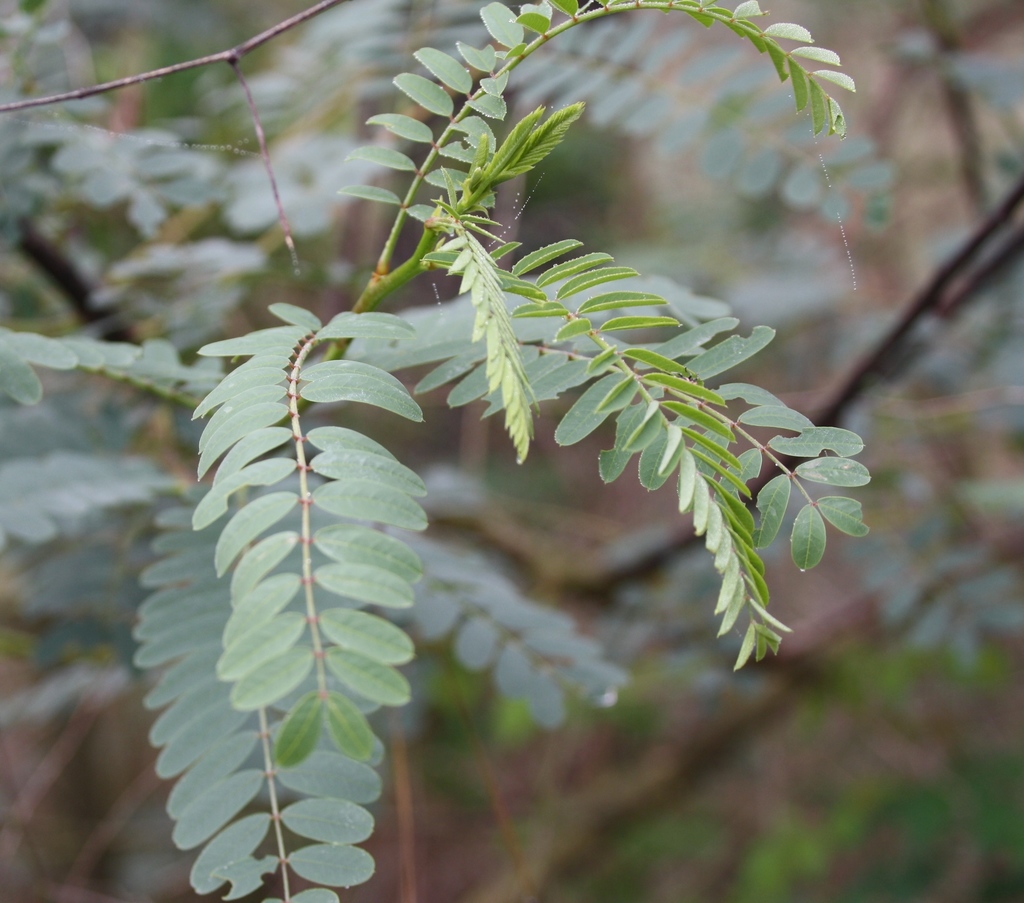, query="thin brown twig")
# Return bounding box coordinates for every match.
[46,885,138,903]
[229,59,298,271]
[390,711,419,903]
[446,665,538,901]
[63,761,162,891]
[0,0,351,115]
[0,698,103,864]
